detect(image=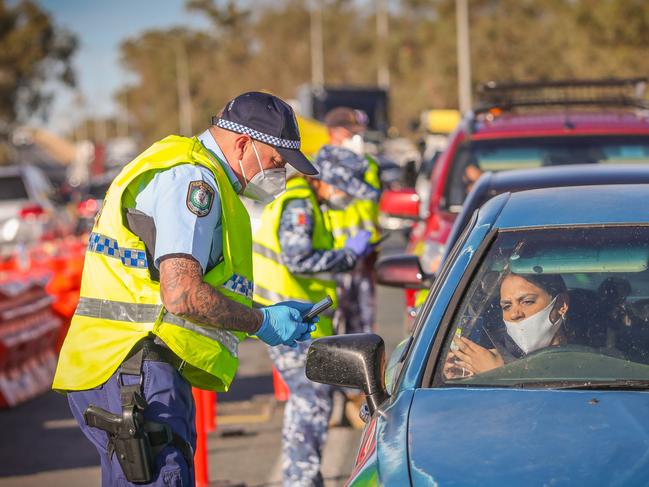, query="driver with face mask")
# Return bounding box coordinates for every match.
[55,92,320,486]
[445,272,570,378]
